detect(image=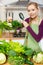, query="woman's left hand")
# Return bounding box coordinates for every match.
[22,21,29,27]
